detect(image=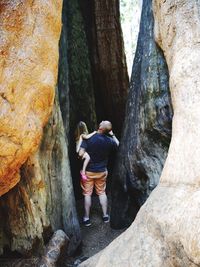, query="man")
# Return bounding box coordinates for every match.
[79,121,119,226]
